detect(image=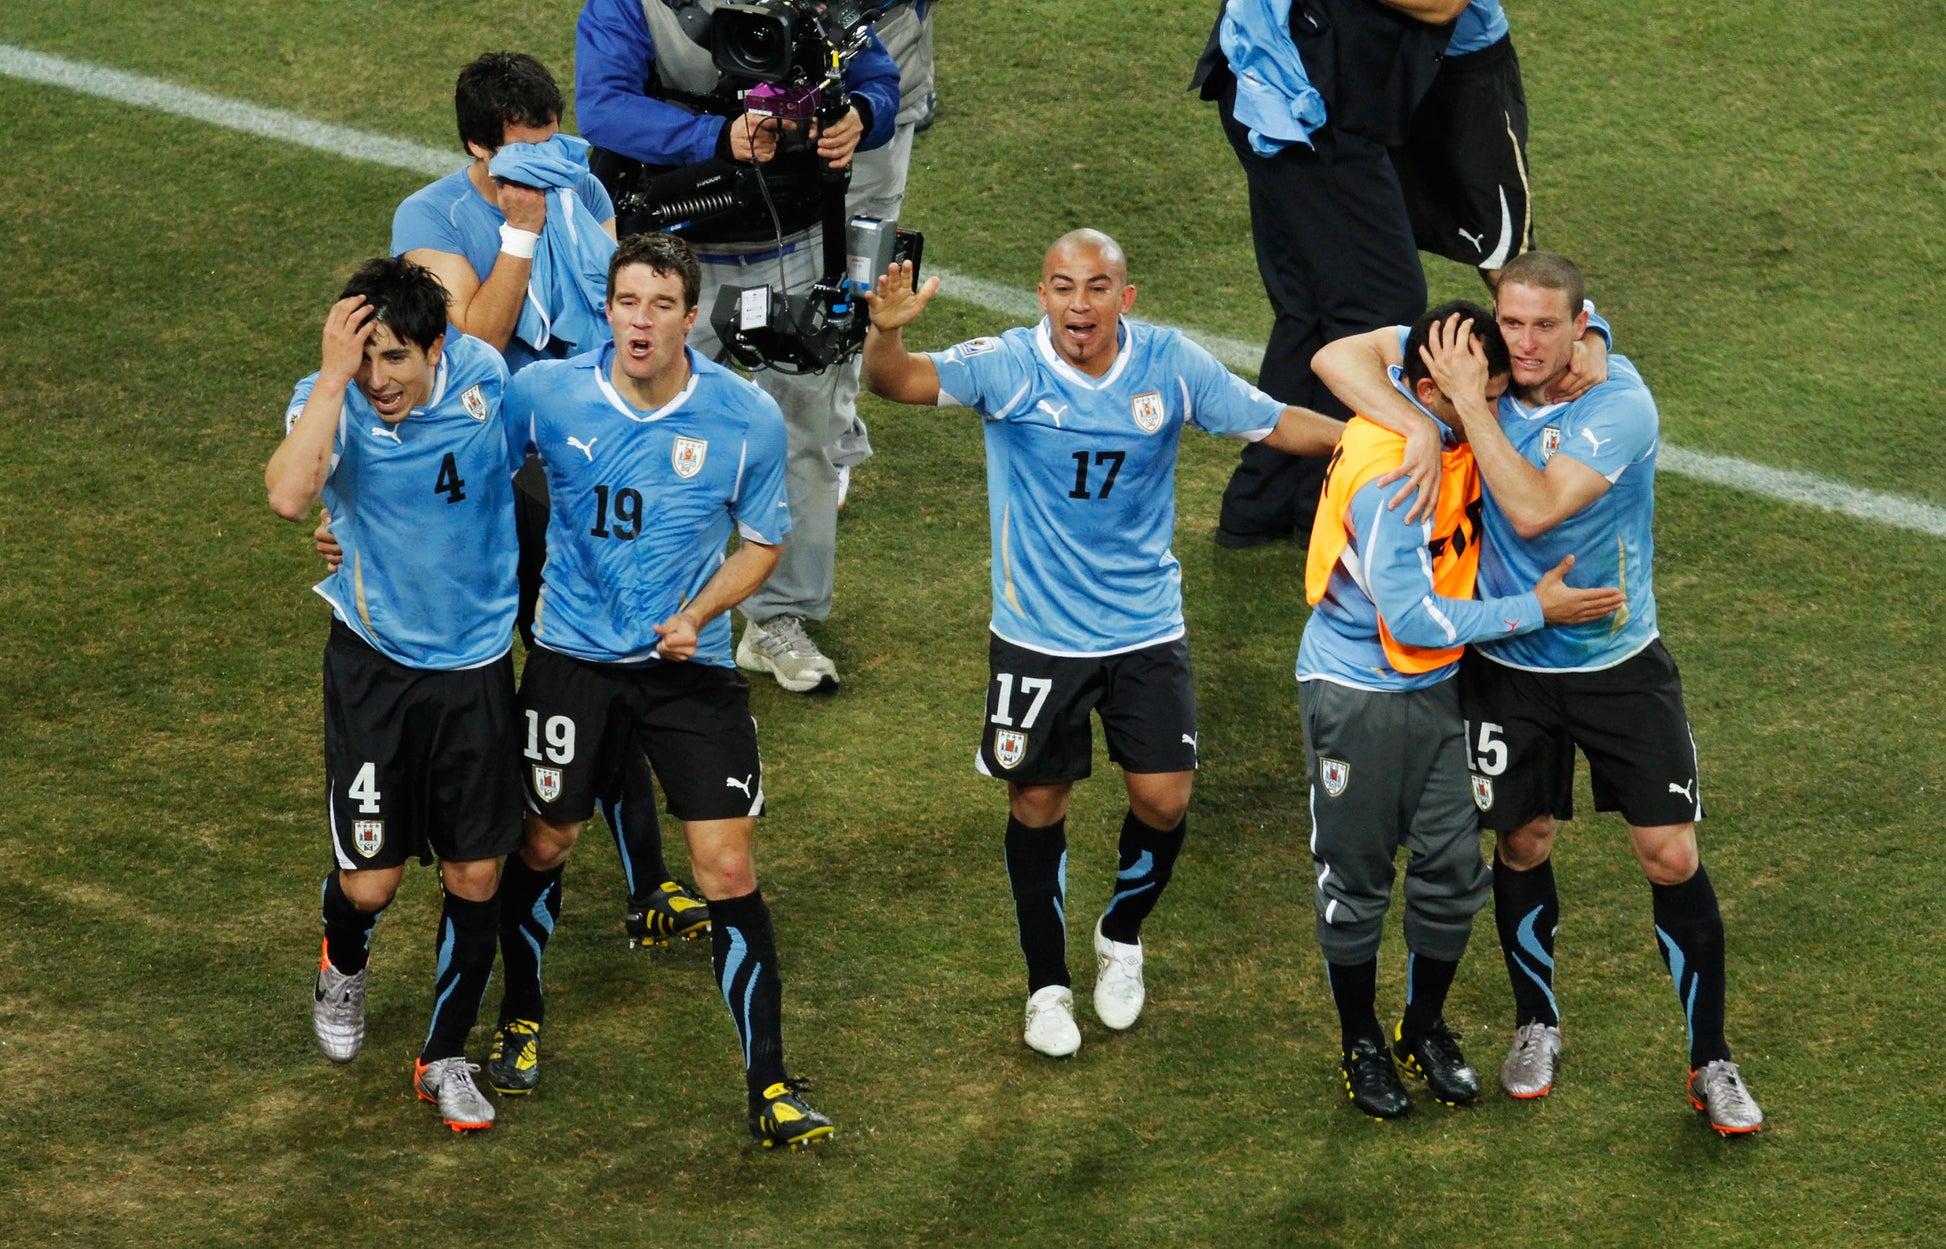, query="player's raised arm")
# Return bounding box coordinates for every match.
[267,296,372,520]
[1313,326,1445,524]
[862,260,944,406]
